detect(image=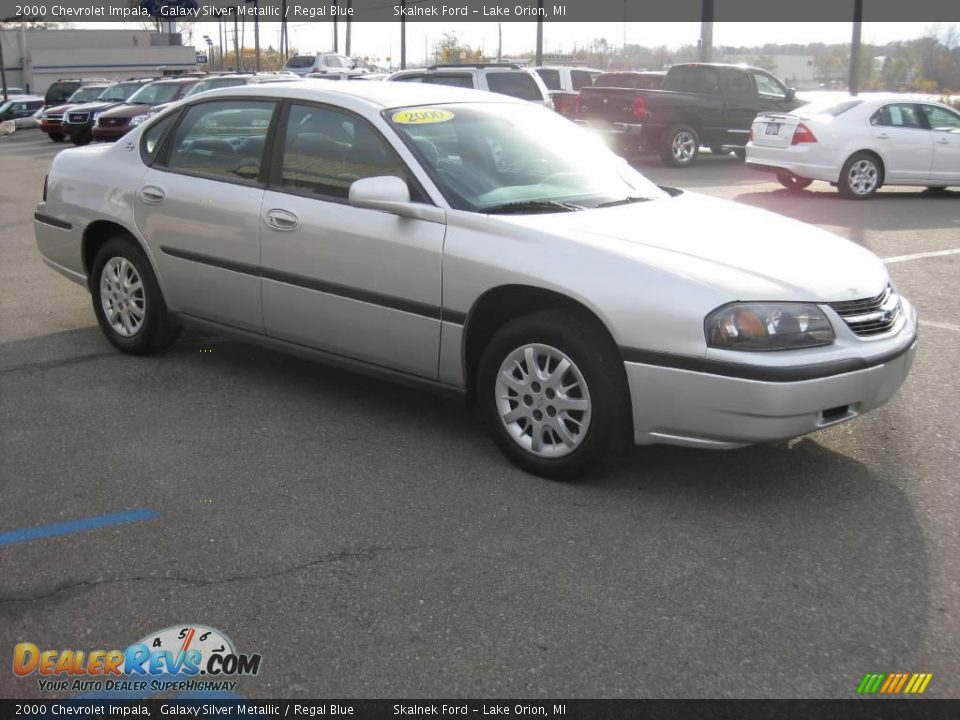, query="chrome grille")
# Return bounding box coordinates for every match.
[44,114,63,121]
[67,112,89,123]
[829,285,901,337]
